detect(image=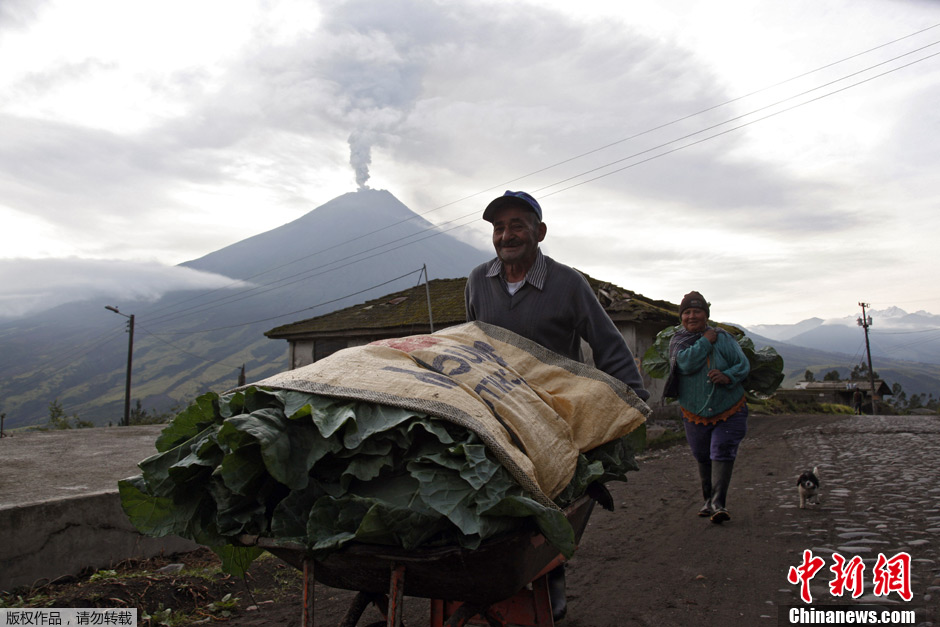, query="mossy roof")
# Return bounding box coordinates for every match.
[265,278,468,338]
[266,273,680,339]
